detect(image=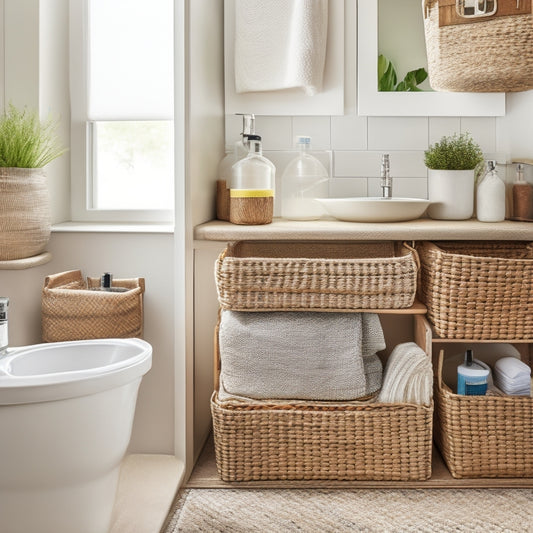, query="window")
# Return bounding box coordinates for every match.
[70,0,174,222]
